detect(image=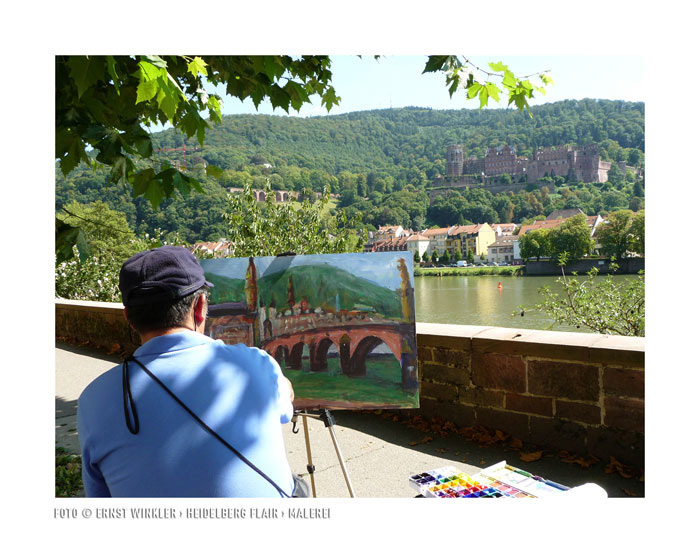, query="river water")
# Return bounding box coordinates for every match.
[413,274,639,333]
